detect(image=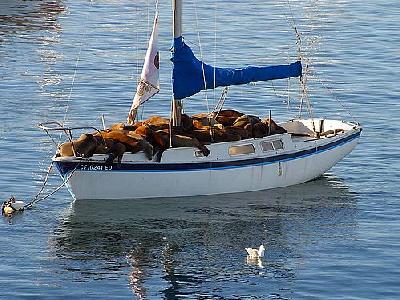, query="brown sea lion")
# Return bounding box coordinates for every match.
[215,115,236,127]
[108,122,141,132]
[262,118,287,135]
[104,142,126,165]
[191,129,213,144]
[217,109,243,119]
[156,130,210,157]
[252,122,269,138]
[58,141,76,157]
[192,128,241,144]
[180,113,194,132]
[192,119,207,130]
[212,128,241,143]
[143,116,170,130]
[96,130,140,151]
[223,126,250,139]
[191,113,209,120]
[134,124,167,151]
[89,137,126,163]
[126,132,154,159]
[191,113,219,128]
[233,115,262,128]
[58,133,98,157]
[94,130,151,160]
[213,109,244,126]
